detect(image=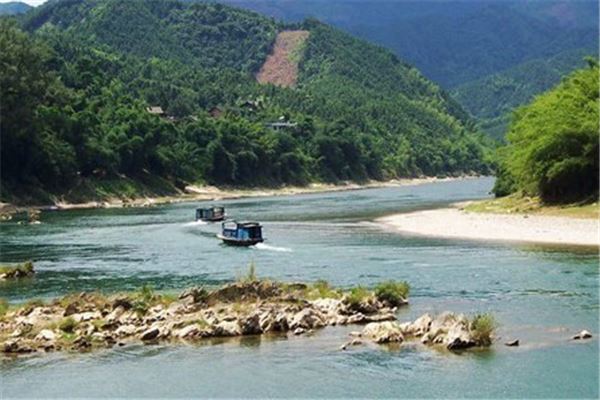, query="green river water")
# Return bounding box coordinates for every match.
[0,177,598,398]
